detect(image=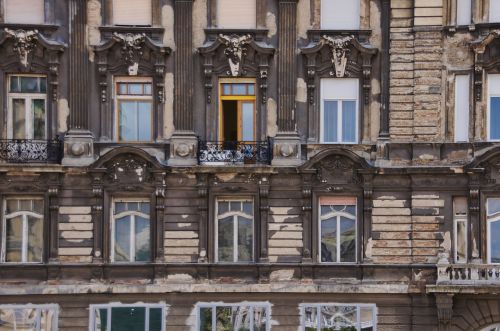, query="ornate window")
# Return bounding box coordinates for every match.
[454,74,470,142]
[1,198,44,263]
[319,196,357,263]
[7,75,47,140]
[216,0,256,29]
[114,77,153,142]
[320,0,360,30]
[111,199,151,263]
[489,74,500,141]
[216,198,254,263]
[112,0,152,26]
[300,303,377,331]
[3,0,44,24]
[90,303,166,331]
[321,78,358,143]
[0,304,58,331]
[487,198,500,263]
[197,302,269,331]
[453,197,468,263]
